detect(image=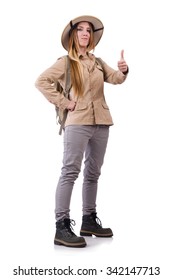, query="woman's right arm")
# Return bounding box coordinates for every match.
[35,57,71,110]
